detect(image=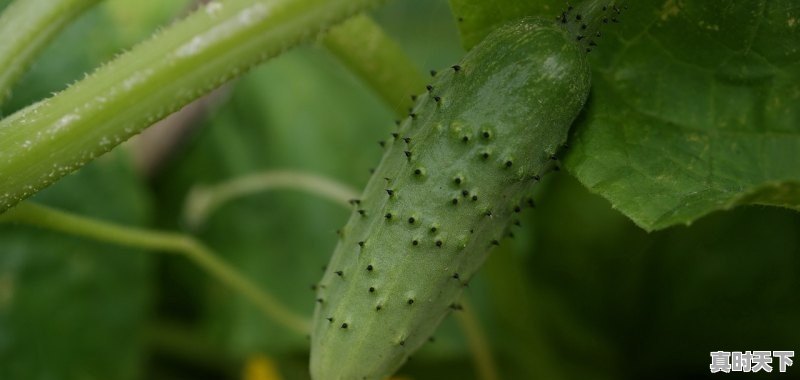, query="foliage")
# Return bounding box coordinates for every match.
[0,0,797,379]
